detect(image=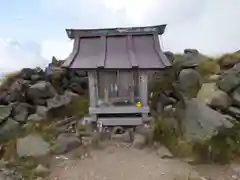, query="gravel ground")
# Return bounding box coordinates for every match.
[46,143,203,180]
[45,141,240,180]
